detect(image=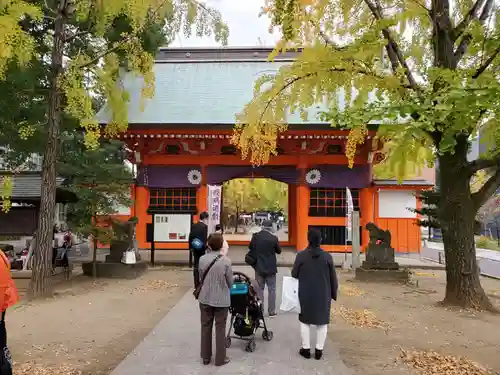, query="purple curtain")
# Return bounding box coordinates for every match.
[205,166,300,185]
[306,164,371,188]
[137,165,202,188]
[136,164,370,188]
